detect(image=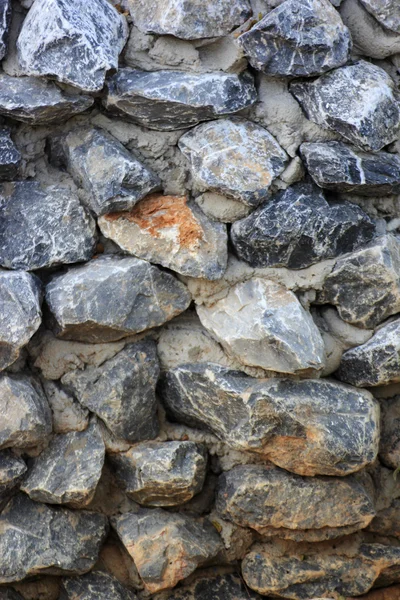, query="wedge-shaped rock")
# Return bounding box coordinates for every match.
[238,0,351,77]
[0,74,94,125]
[0,452,26,507]
[360,0,400,33]
[0,1,11,60]
[300,141,400,196]
[379,397,400,470]
[62,342,160,443]
[21,419,105,507]
[197,278,325,374]
[161,573,261,600]
[99,194,227,280]
[113,508,223,593]
[231,183,375,269]
[104,69,257,131]
[108,441,207,506]
[160,363,380,476]
[290,60,400,151]
[63,571,137,600]
[54,127,161,216]
[0,494,108,583]
[17,0,128,92]
[0,374,52,450]
[0,270,42,371]
[45,256,191,342]
[0,181,96,270]
[0,130,20,181]
[178,118,288,207]
[321,234,400,329]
